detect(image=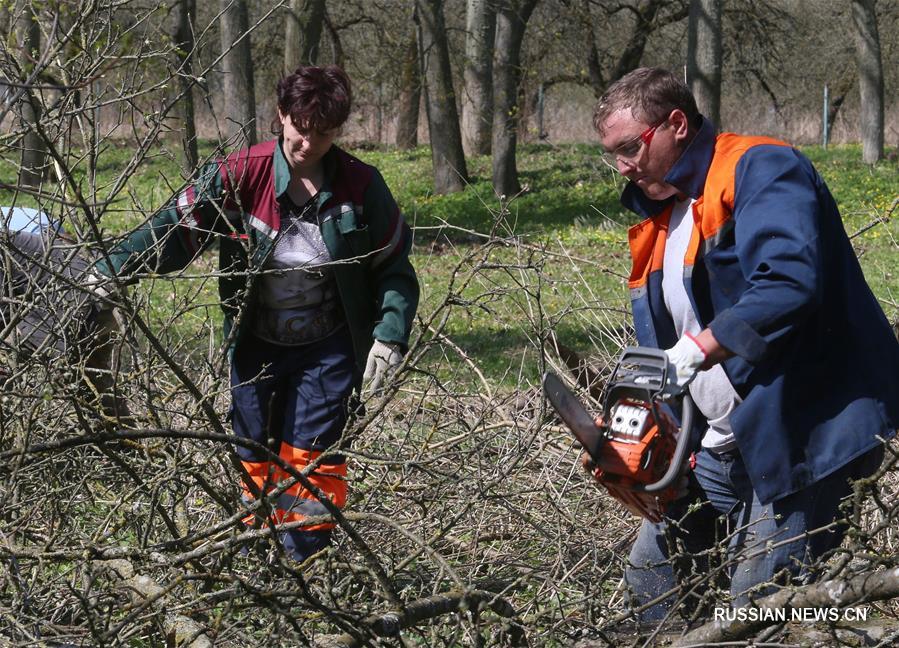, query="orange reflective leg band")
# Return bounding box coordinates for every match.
[239,460,278,526]
[240,449,347,532]
[272,444,347,532]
